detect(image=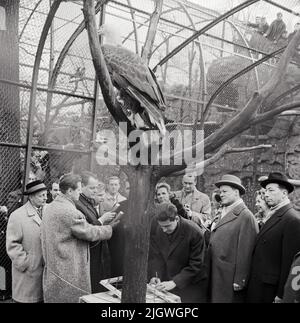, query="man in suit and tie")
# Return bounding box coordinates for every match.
[246,172,300,303]
[75,171,116,292]
[209,174,258,303]
[148,202,208,303]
